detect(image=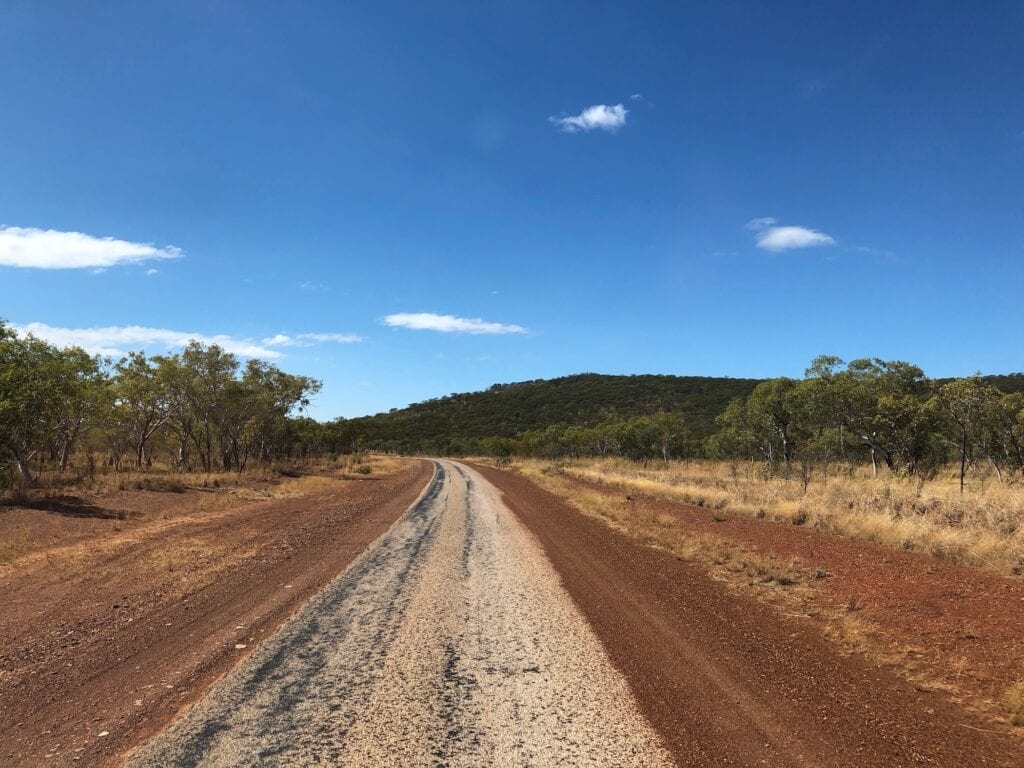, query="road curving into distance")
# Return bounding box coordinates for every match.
[125,461,672,767]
